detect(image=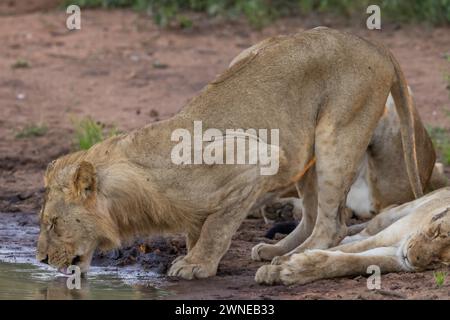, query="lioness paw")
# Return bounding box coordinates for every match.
[255,264,282,285]
[251,243,285,261]
[167,259,216,280]
[271,254,291,265]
